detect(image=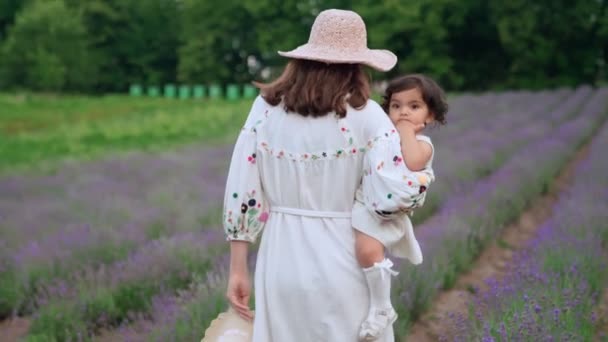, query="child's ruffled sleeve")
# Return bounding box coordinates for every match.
[222,96,270,243]
[353,127,435,225]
